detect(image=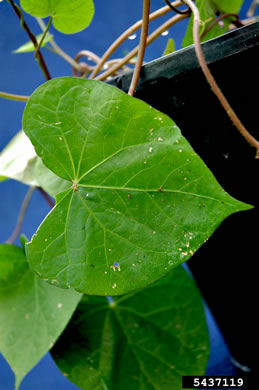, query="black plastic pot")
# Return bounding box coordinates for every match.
[109,21,259,380]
